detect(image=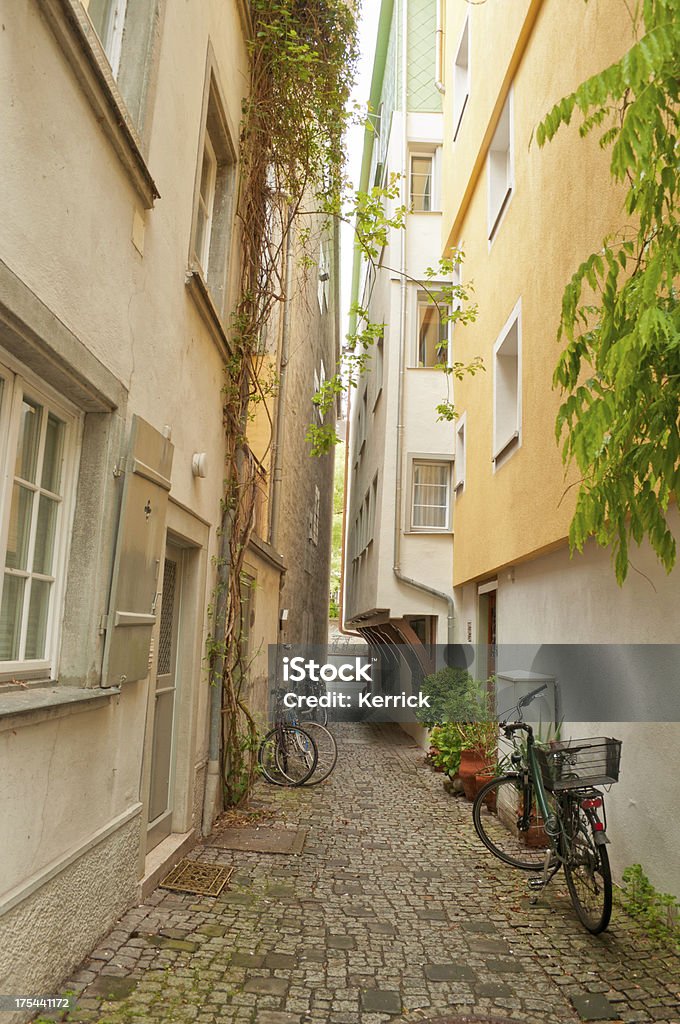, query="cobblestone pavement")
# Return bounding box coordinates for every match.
[60,723,679,1024]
